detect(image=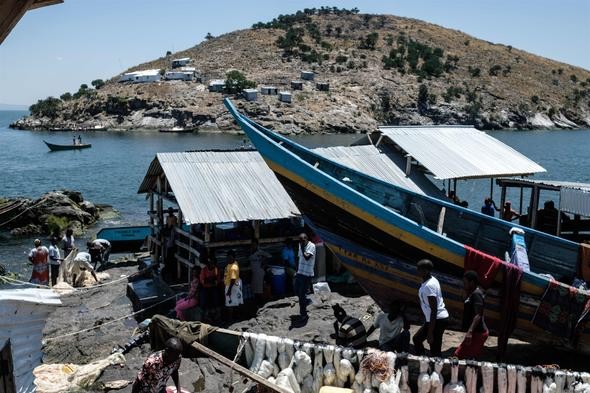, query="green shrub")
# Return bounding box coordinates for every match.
[276,27,304,52]
[46,215,69,235]
[347,61,355,69]
[570,74,578,83]
[306,23,322,43]
[442,86,463,102]
[417,84,429,113]
[224,70,256,93]
[488,65,502,76]
[29,97,62,118]
[335,55,348,64]
[60,92,72,101]
[531,95,540,104]
[359,32,379,50]
[320,41,332,50]
[468,66,481,77]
